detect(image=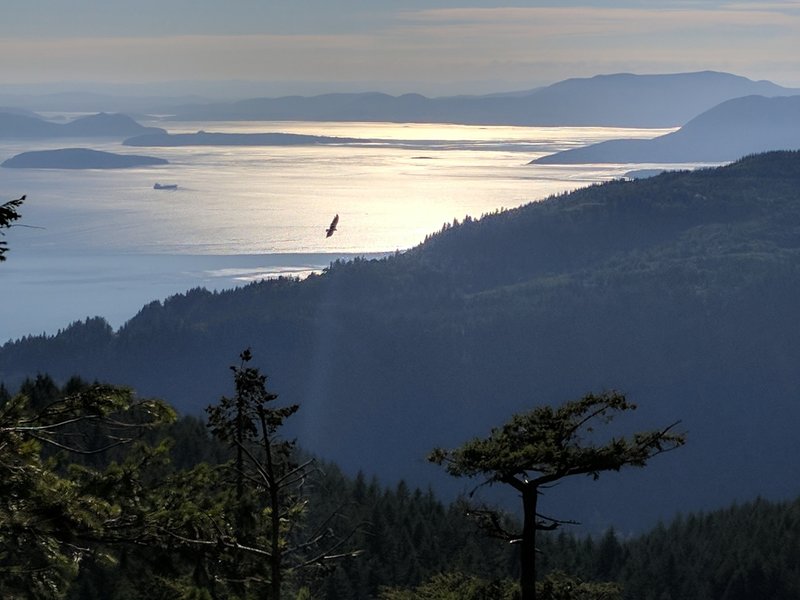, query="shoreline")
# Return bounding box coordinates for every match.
[1,251,392,343]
